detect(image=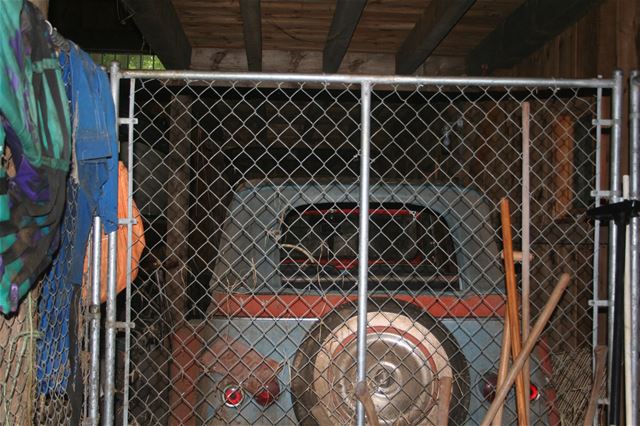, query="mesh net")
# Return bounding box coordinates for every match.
[117,77,607,425]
